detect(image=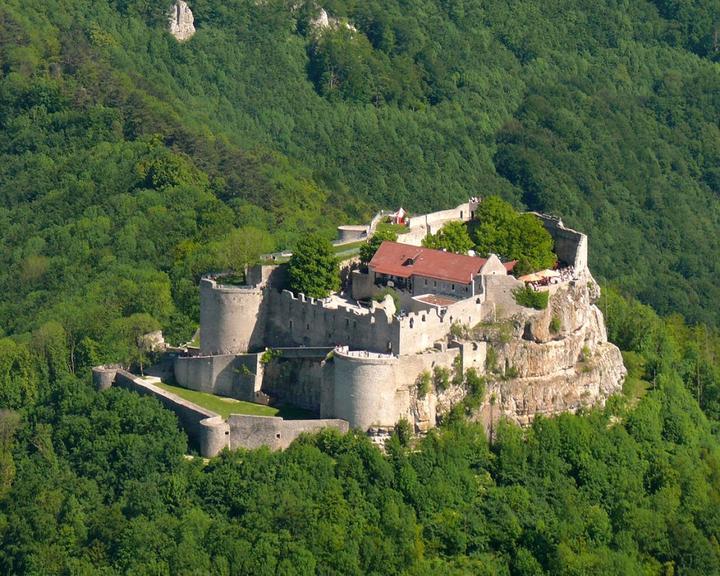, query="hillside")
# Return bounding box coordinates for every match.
[0,0,719,354]
[2,2,720,573]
